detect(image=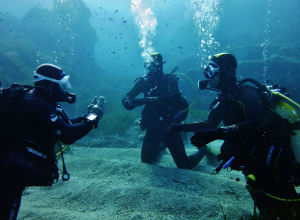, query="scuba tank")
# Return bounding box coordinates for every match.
[268,88,300,163]
[238,79,300,163]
